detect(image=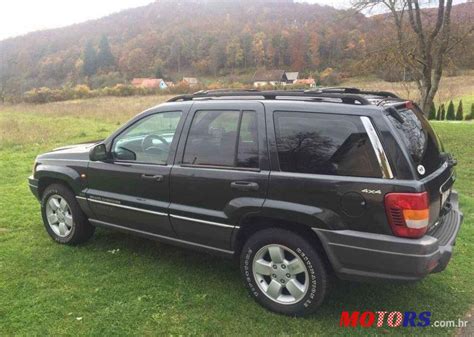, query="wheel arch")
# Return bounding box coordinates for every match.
[36,166,81,199]
[232,214,333,272]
